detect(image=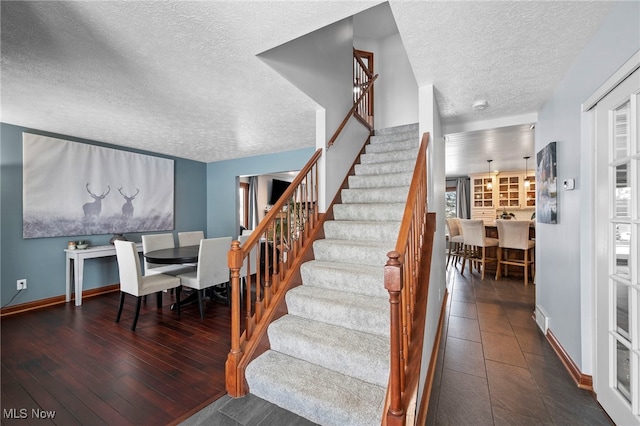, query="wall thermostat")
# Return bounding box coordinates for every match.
[563,178,575,190]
